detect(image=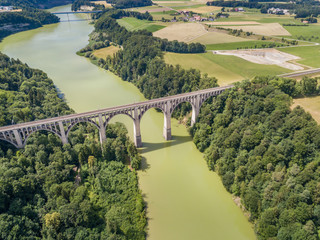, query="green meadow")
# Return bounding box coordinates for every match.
[117,17,166,32]
[206,41,286,50]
